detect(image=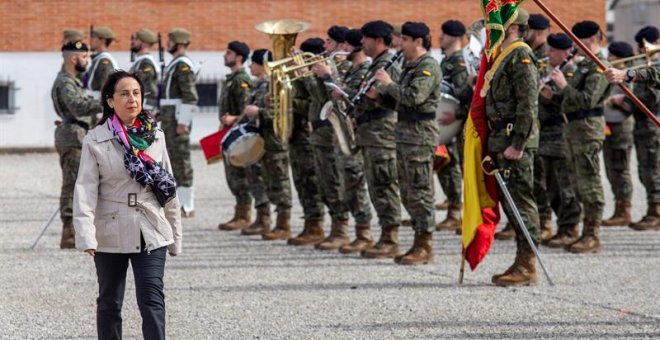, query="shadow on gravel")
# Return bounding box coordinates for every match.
[166,281,490,292]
